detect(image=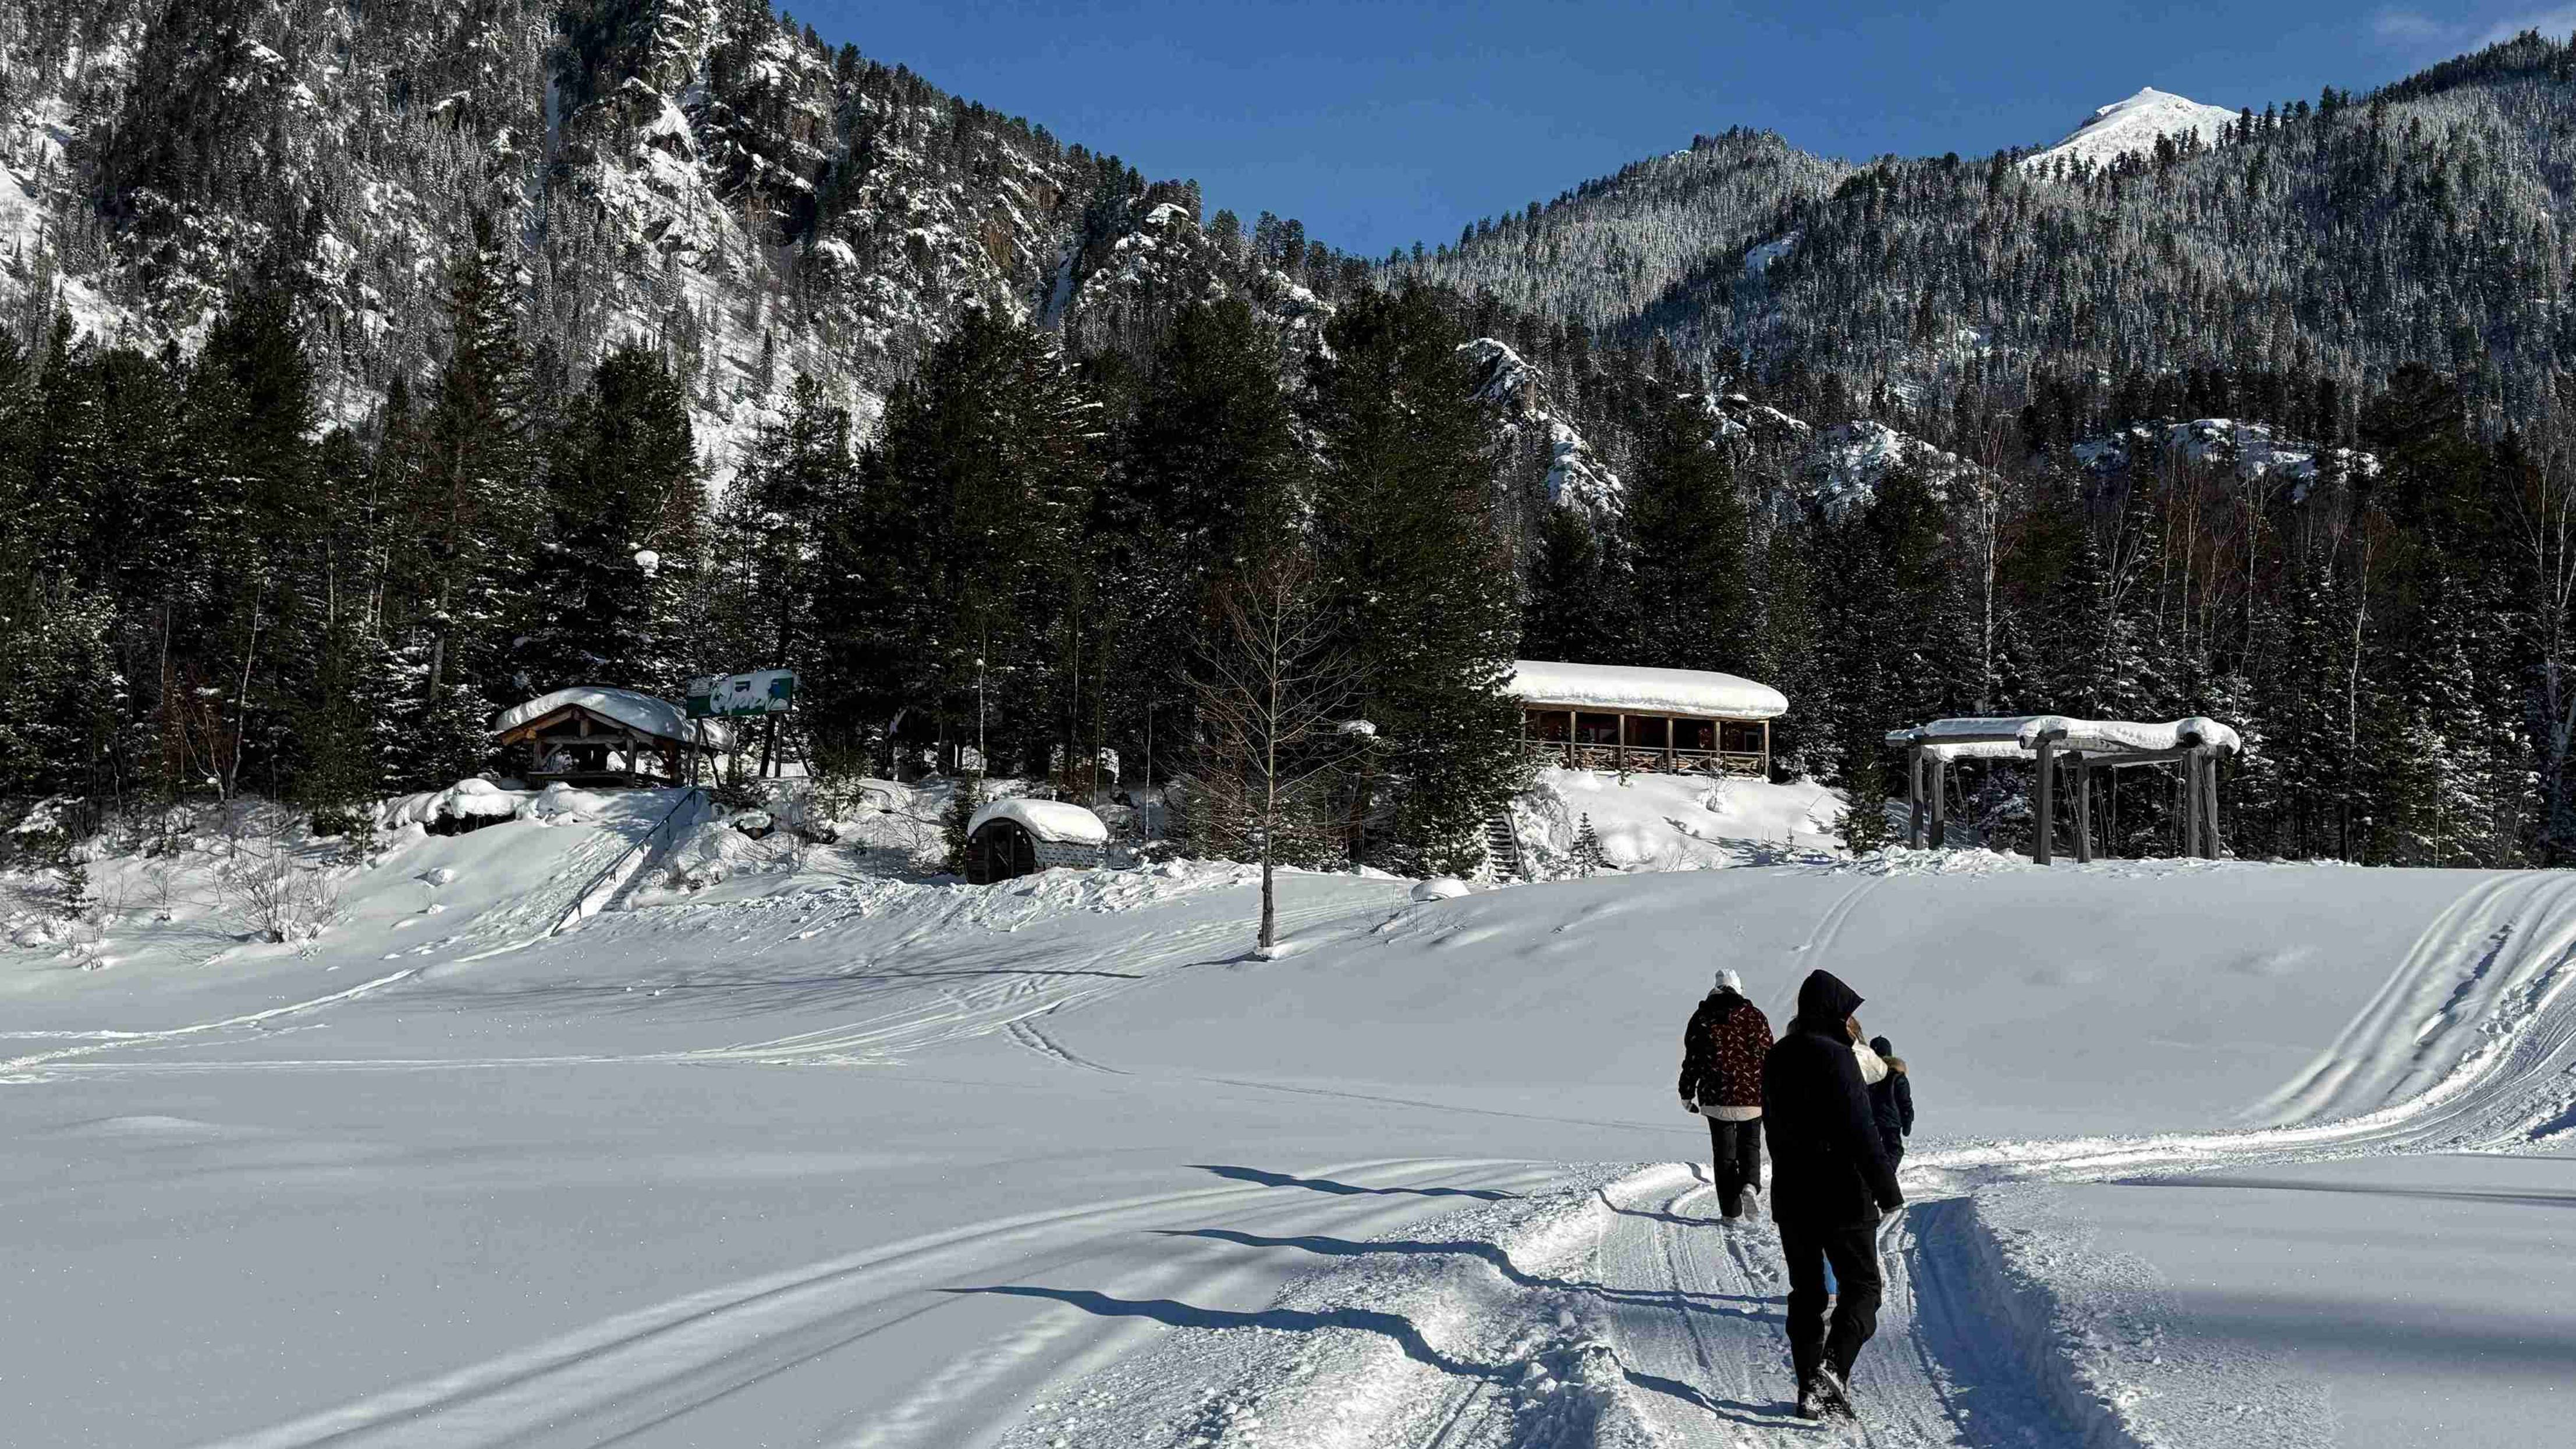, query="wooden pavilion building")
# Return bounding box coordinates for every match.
[1507,660,1788,778]
[492,687,729,787]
